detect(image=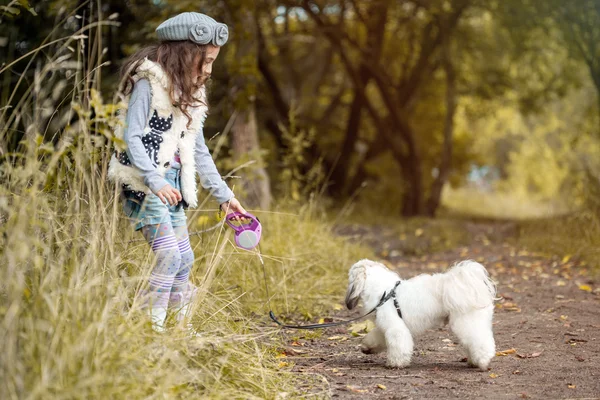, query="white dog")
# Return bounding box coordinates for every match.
[345,259,496,370]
